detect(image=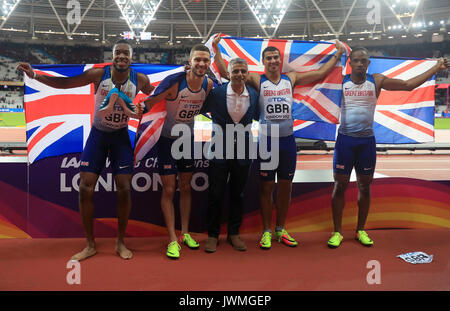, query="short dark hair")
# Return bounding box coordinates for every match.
[349,46,369,59]
[262,46,280,59]
[228,58,248,72]
[114,39,132,47]
[113,39,133,52]
[190,44,211,58]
